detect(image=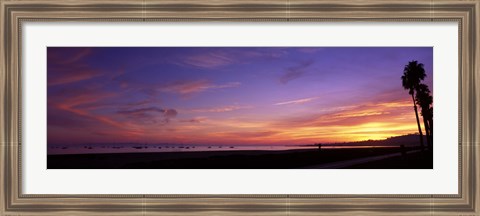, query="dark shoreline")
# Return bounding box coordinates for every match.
[47,146,432,169]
